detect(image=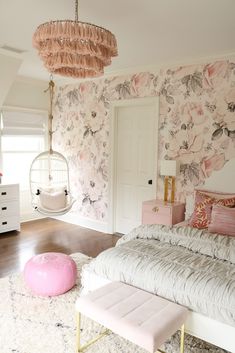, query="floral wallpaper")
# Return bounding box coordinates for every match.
[53,59,235,222]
